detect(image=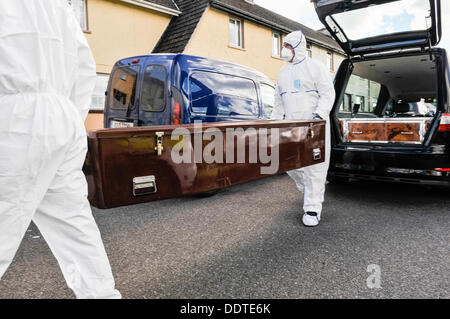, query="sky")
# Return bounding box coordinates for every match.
[254,0,450,51]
